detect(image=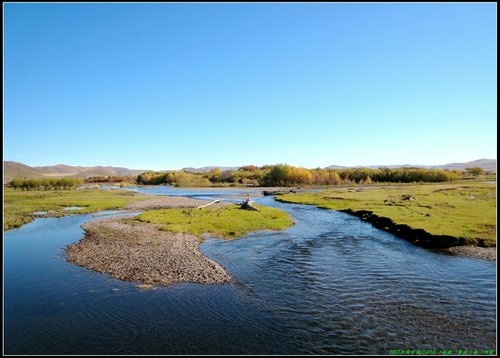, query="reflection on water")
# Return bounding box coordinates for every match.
[3,189,497,354]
